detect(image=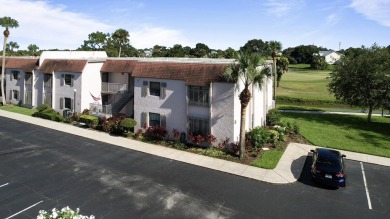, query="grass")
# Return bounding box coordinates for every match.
[0,105,37,116]
[250,150,284,169]
[277,66,335,100]
[281,112,390,158]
